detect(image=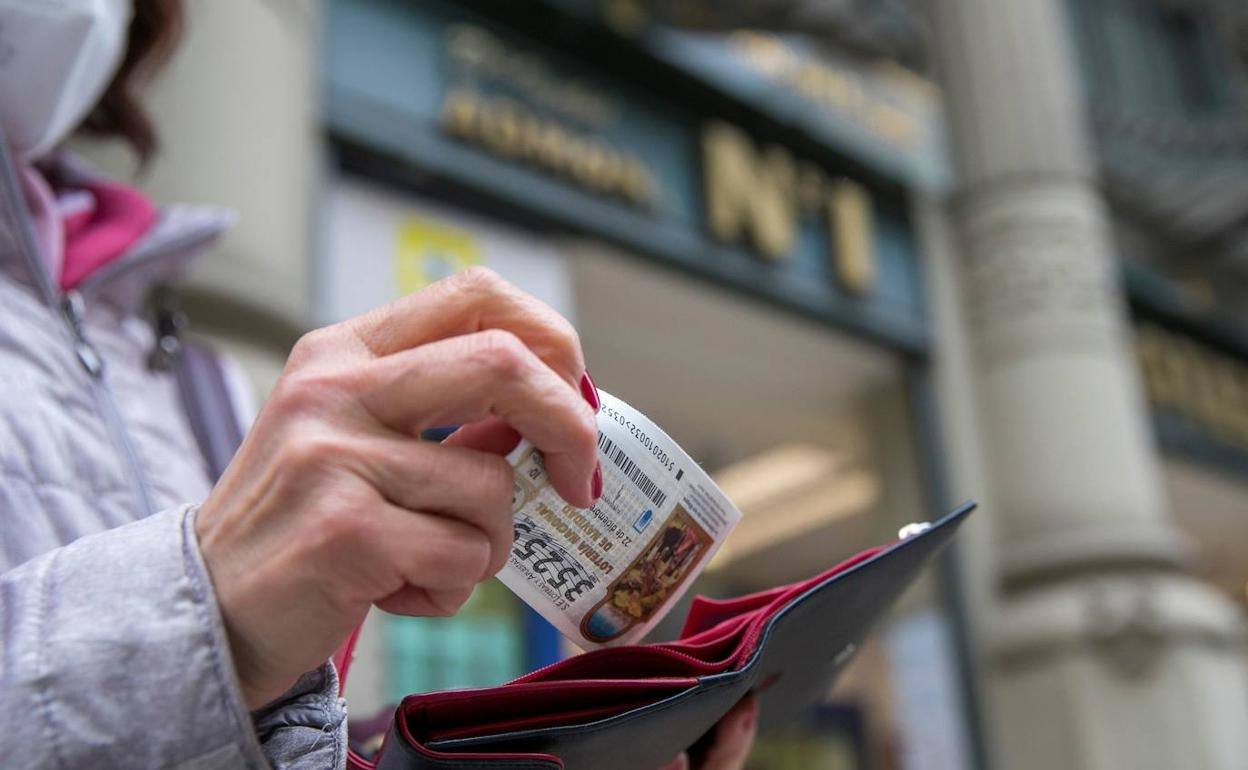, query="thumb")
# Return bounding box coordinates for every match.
[699,696,758,770]
[441,416,522,455]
